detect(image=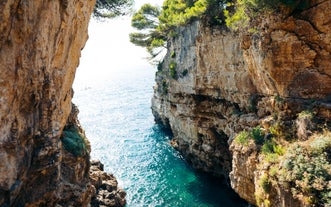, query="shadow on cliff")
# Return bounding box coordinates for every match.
[154,124,249,207]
